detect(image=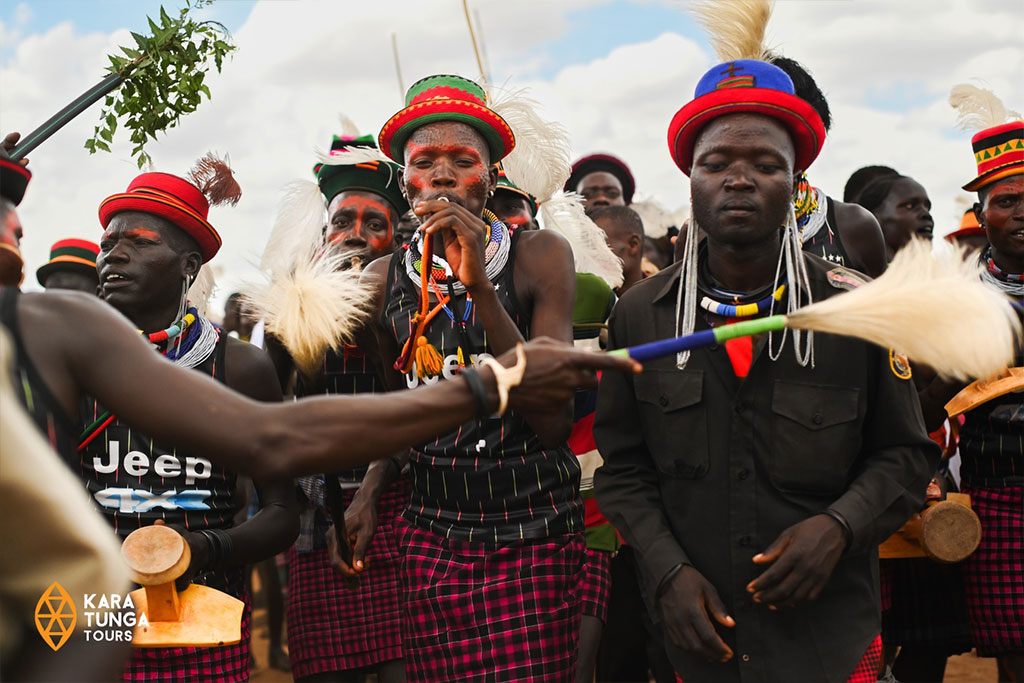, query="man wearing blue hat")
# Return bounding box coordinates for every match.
[594,55,938,682]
